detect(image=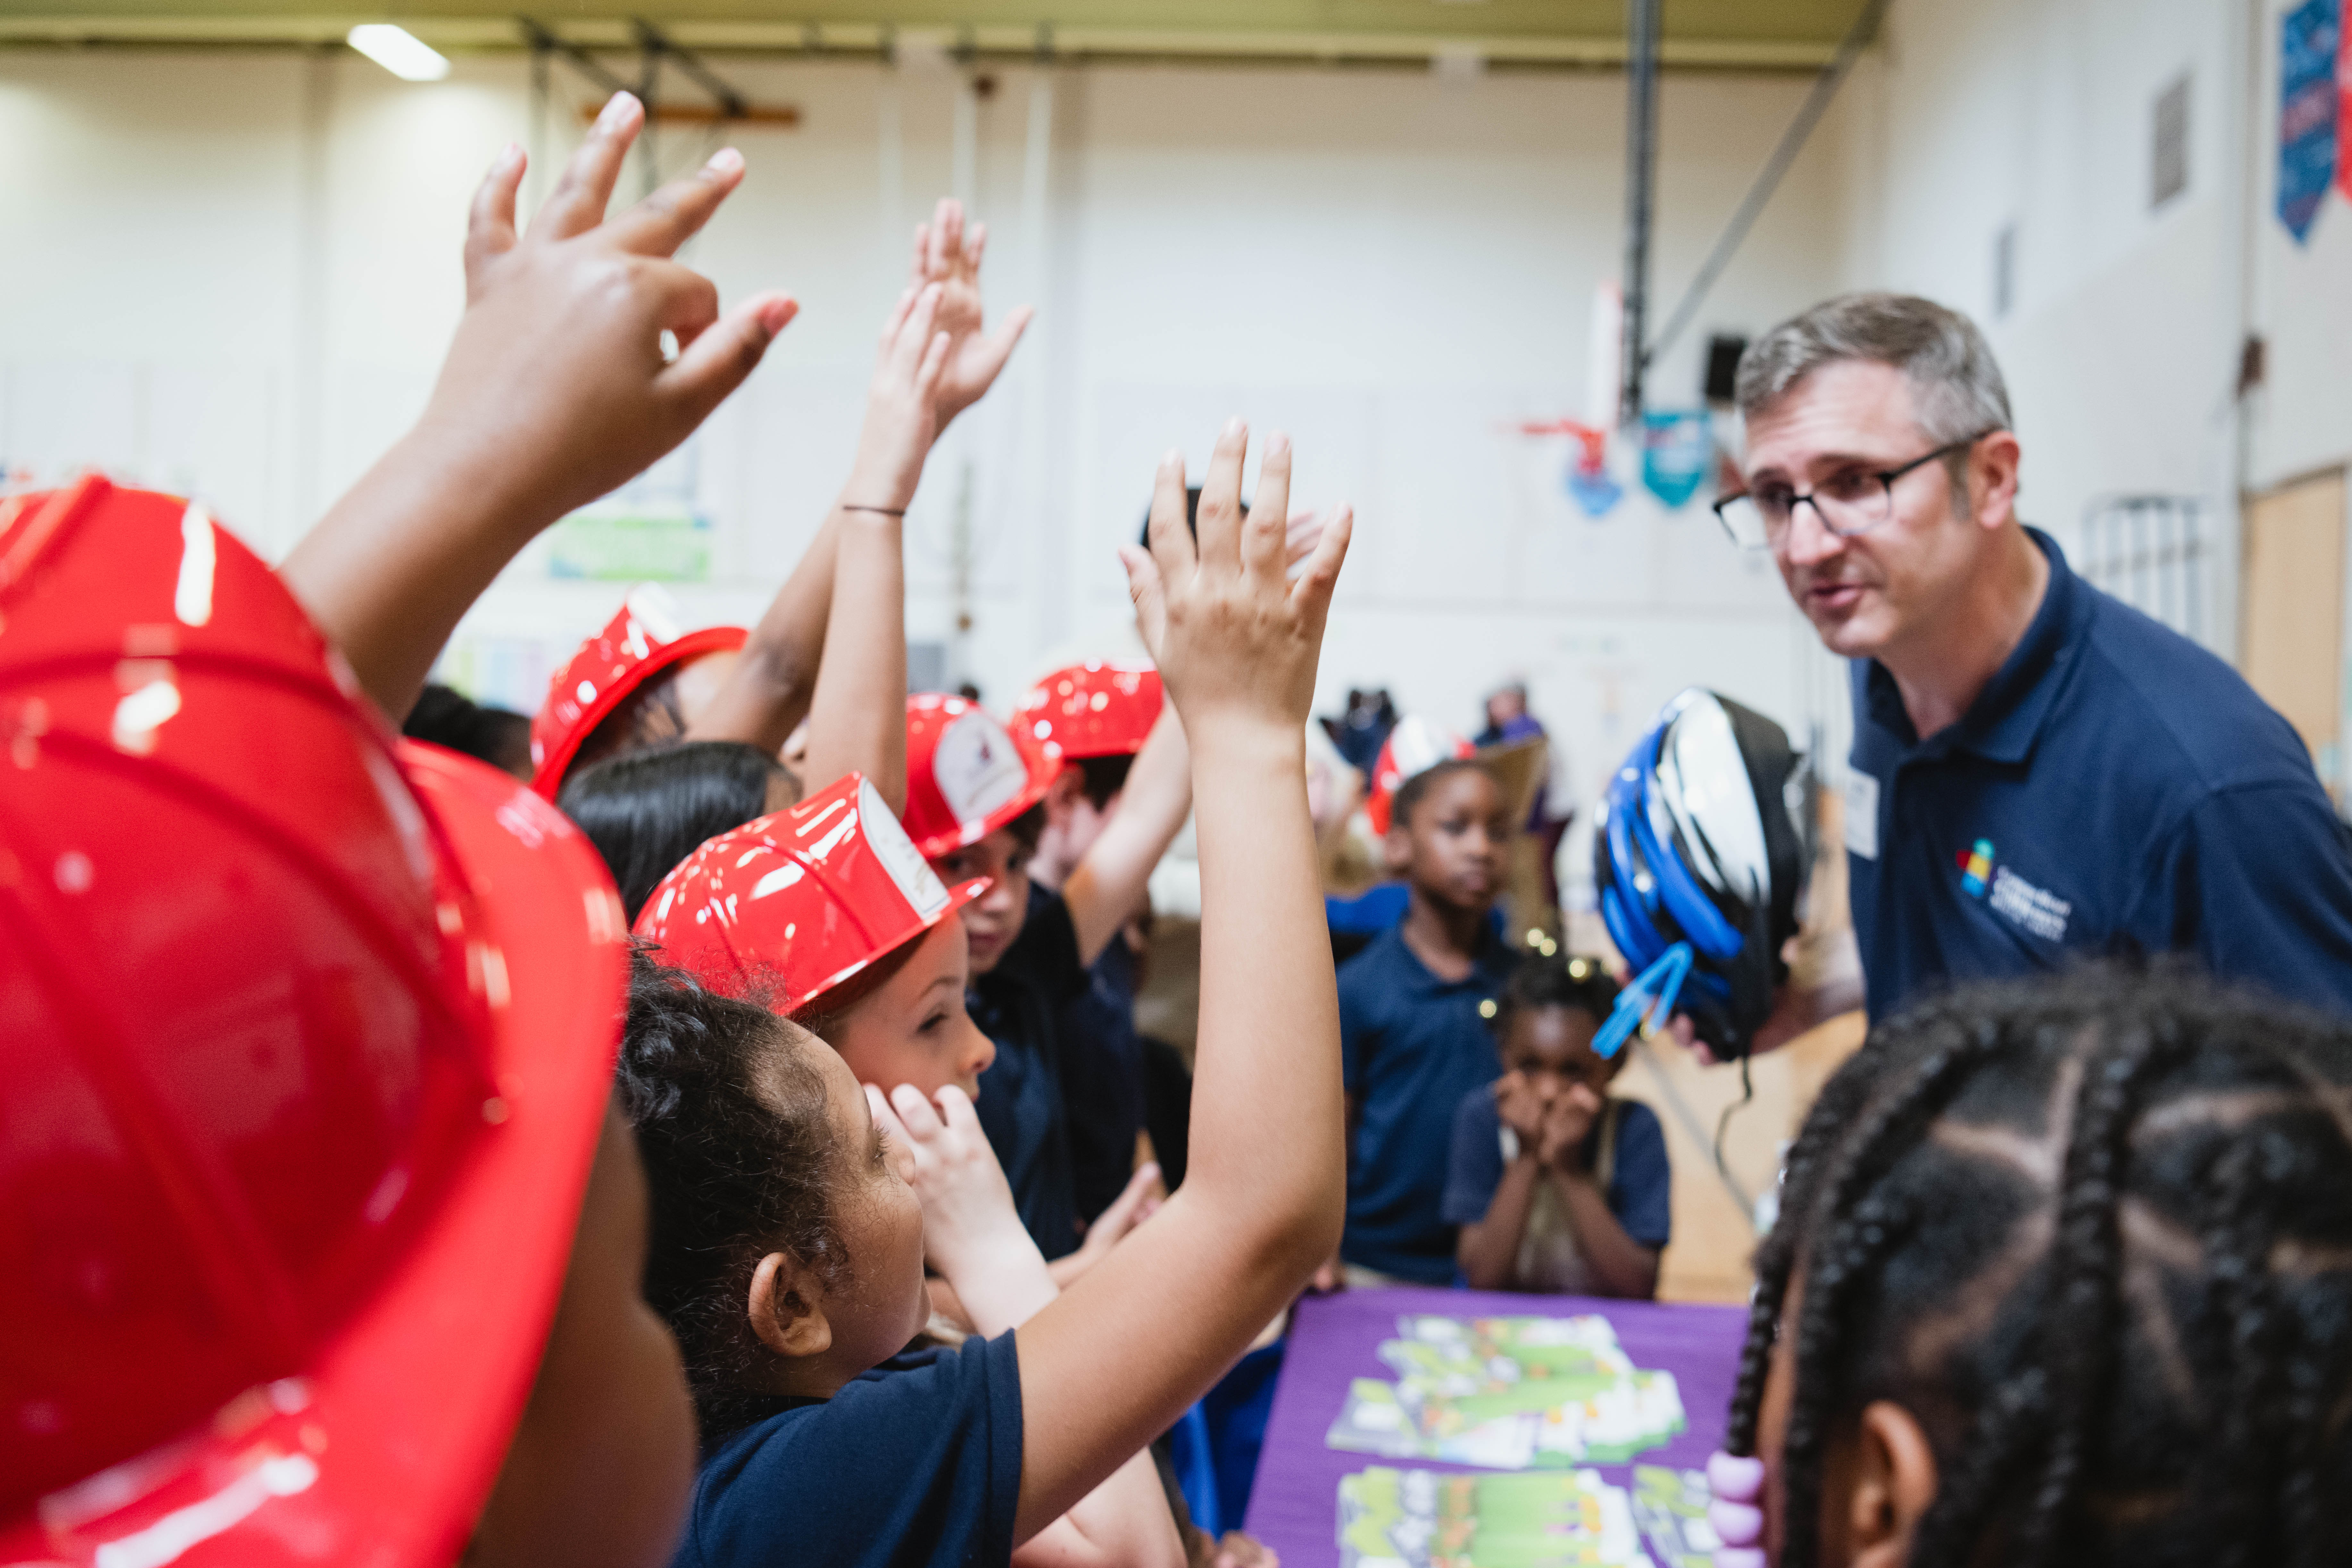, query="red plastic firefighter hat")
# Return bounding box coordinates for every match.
[1014,662,1164,761]
[901,694,1060,859]
[528,583,747,799]
[634,771,988,1013]
[1366,714,1478,835]
[0,477,631,1567]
